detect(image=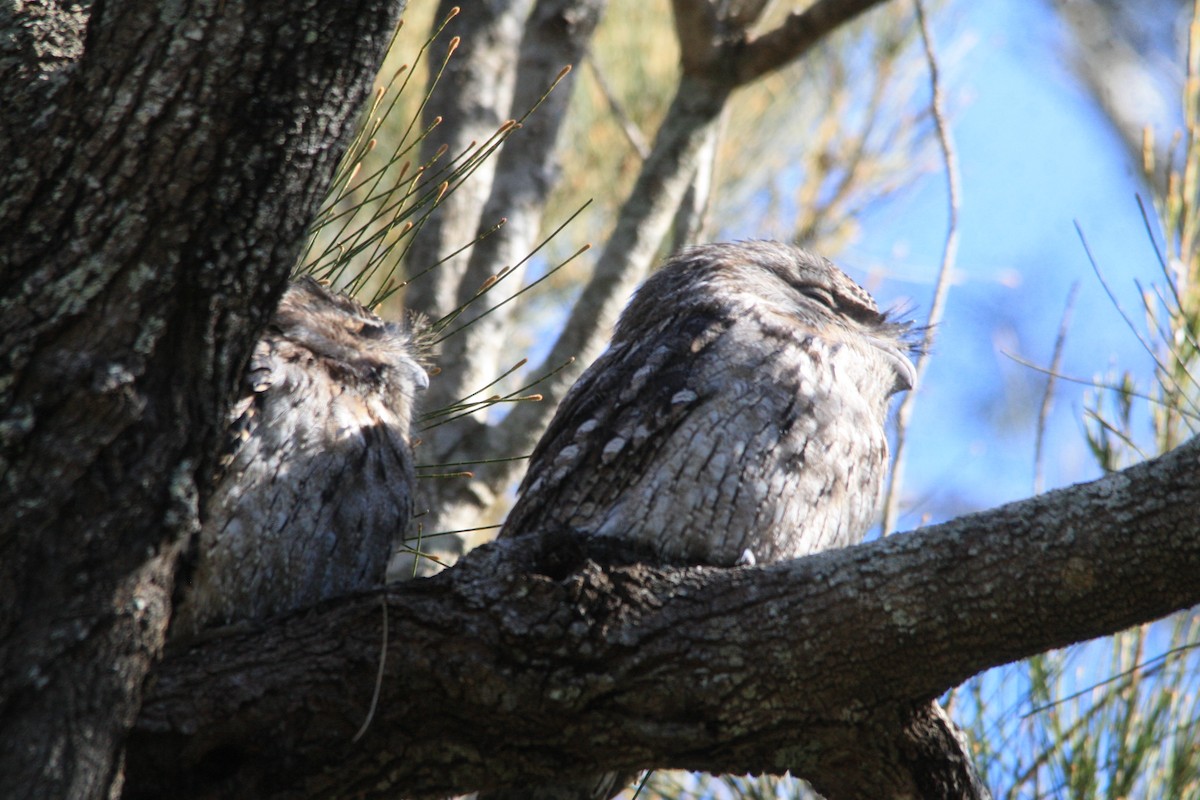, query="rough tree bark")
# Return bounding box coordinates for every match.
[123,433,1200,798]
[0,0,407,797]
